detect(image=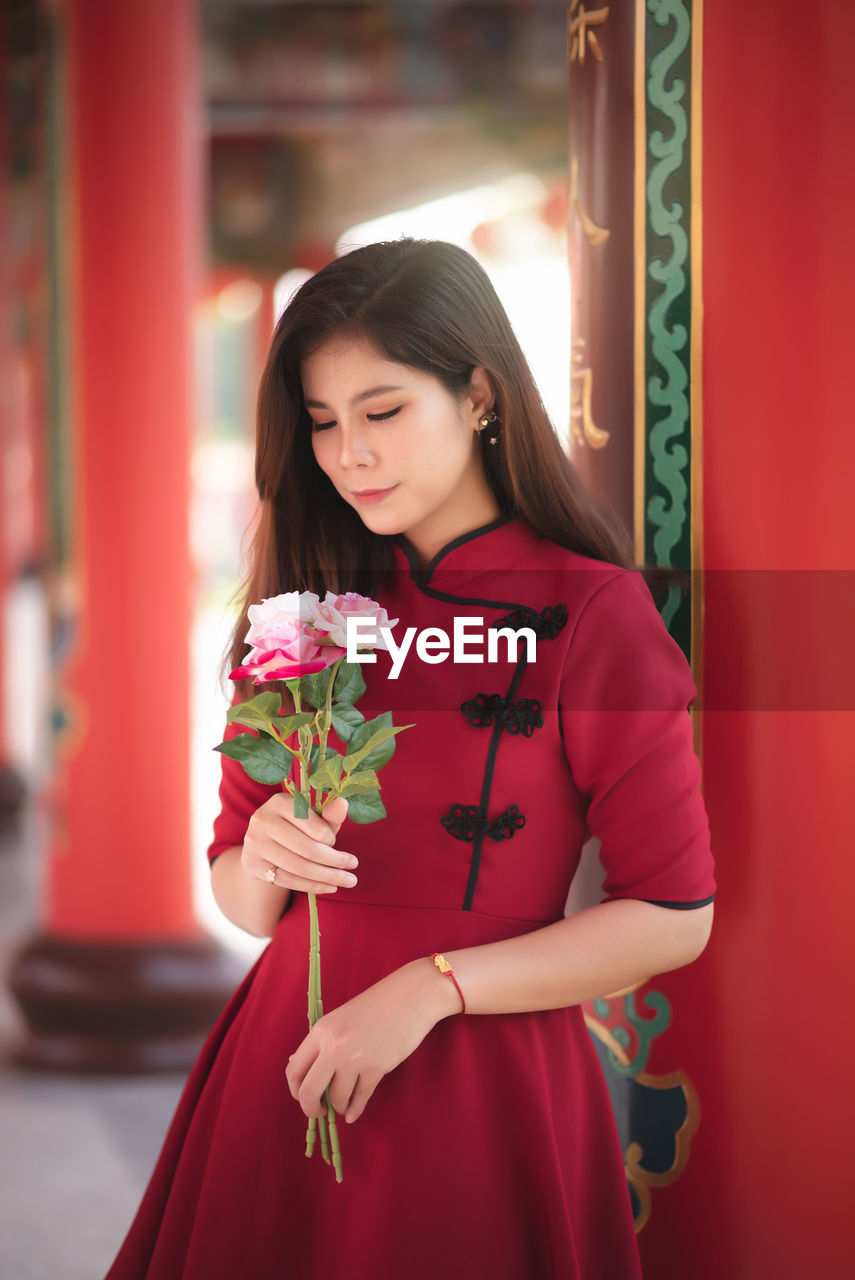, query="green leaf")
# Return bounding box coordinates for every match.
[345,712,386,755]
[293,791,309,819]
[345,791,387,824]
[343,714,415,773]
[299,665,334,709]
[308,751,344,793]
[332,660,367,706]
[330,703,365,744]
[214,733,294,786]
[227,691,282,723]
[226,691,285,737]
[271,712,316,737]
[339,769,379,796]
